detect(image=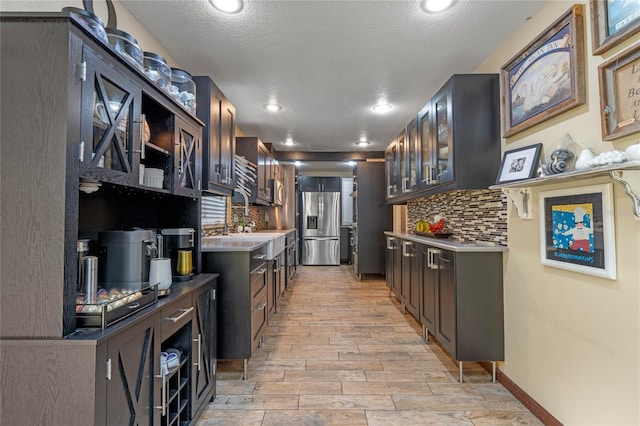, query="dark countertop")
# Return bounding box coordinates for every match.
[66,273,219,343]
[385,231,508,253]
